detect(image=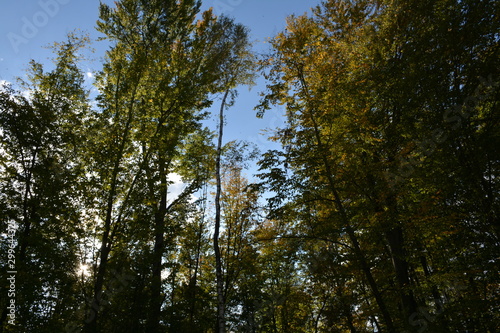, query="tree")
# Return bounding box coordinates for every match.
[210,18,255,333]
[0,34,90,331]
[86,1,256,332]
[218,147,261,332]
[257,0,499,331]
[1,0,497,332]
